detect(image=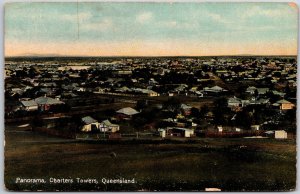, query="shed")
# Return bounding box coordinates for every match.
[100,120,120,133]
[158,128,166,138]
[180,104,192,115]
[275,130,287,139]
[167,127,194,138]
[275,99,295,110]
[81,116,100,132]
[217,126,223,132]
[251,125,260,131]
